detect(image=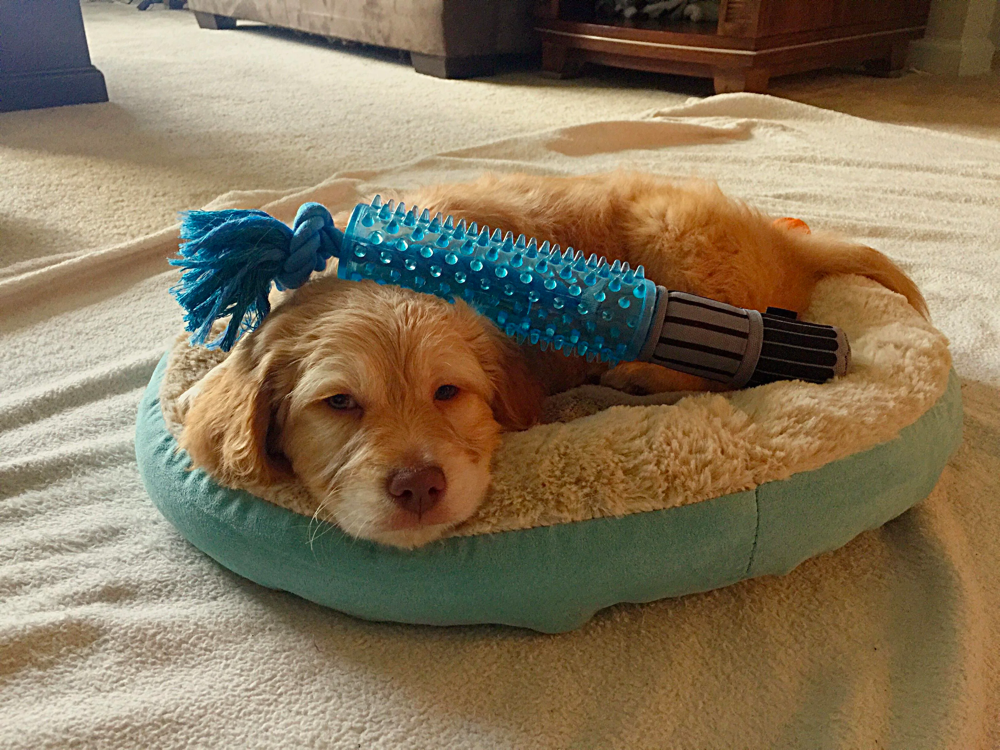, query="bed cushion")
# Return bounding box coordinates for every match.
[136,275,962,633]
